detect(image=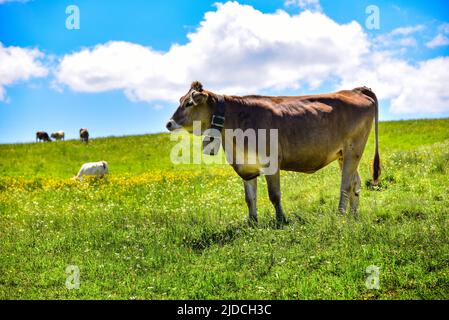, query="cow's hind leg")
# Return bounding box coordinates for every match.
[338,146,362,214]
[243,178,258,224]
[349,170,361,215]
[265,171,286,225]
